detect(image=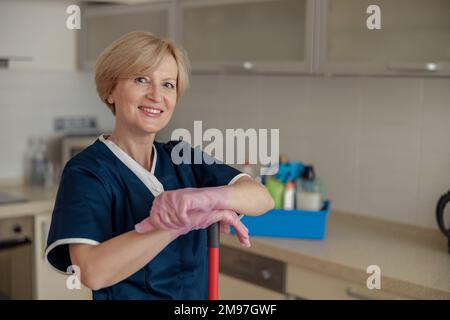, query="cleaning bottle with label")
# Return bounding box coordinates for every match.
[283,181,296,210]
[296,165,322,211]
[31,137,48,186]
[265,176,285,209]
